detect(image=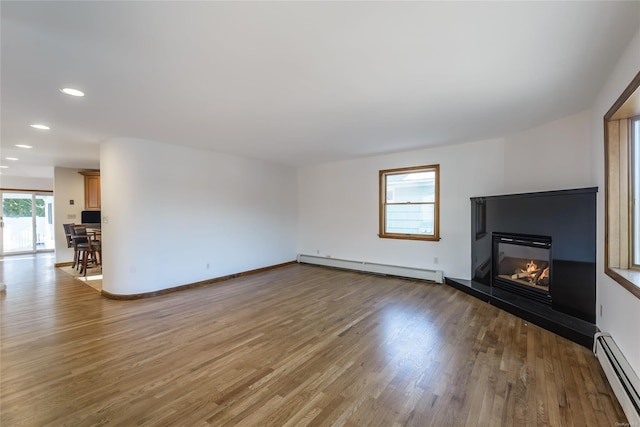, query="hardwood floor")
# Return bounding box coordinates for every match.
[0,254,627,426]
